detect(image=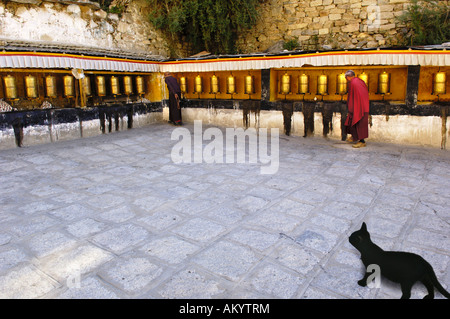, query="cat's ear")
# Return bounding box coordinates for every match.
[361,222,367,232]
